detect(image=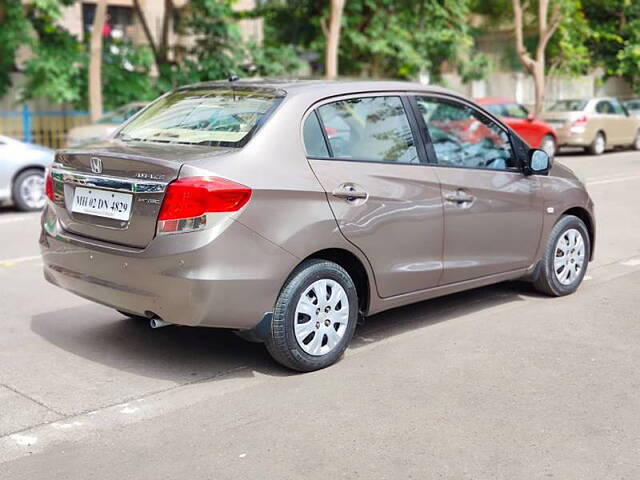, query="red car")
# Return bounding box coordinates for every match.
[476,98,557,156]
